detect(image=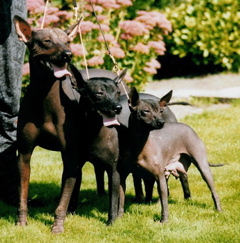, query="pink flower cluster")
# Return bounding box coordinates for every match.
[84,4,104,13]
[79,21,111,35]
[87,56,104,67]
[109,46,125,59]
[86,0,132,10]
[135,11,172,34]
[131,42,149,54]
[38,14,60,27]
[97,33,115,43]
[80,21,98,34]
[26,0,44,14]
[22,62,30,76]
[124,72,133,83]
[116,0,133,7]
[26,0,72,28]
[148,40,166,55]
[70,44,87,57]
[98,0,120,9]
[120,20,149,40]
[143,58,161,75]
